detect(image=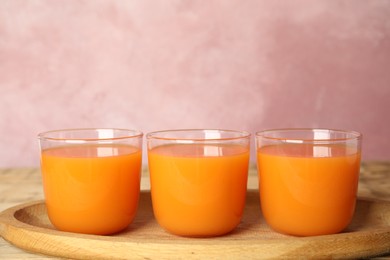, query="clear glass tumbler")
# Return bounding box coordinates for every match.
[147,129,251,237]
[256,128,362,236]
[38,128,143,235]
